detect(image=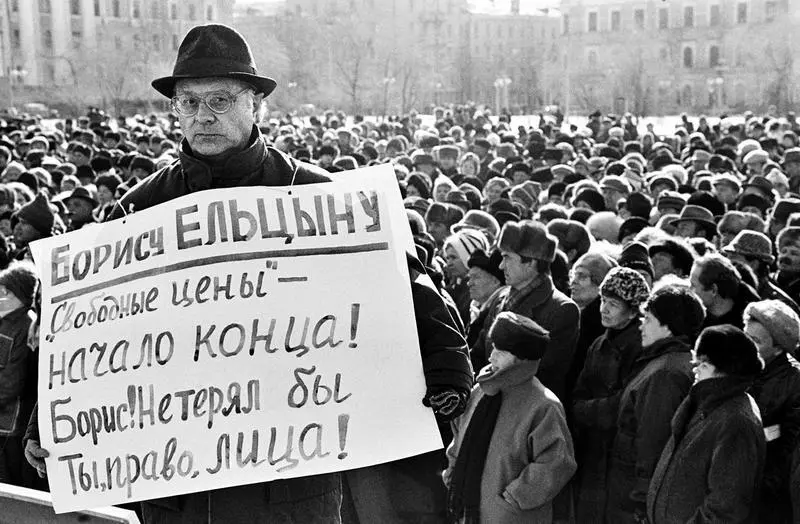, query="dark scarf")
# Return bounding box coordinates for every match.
[180,126,267,192]
[447,362,537,523]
